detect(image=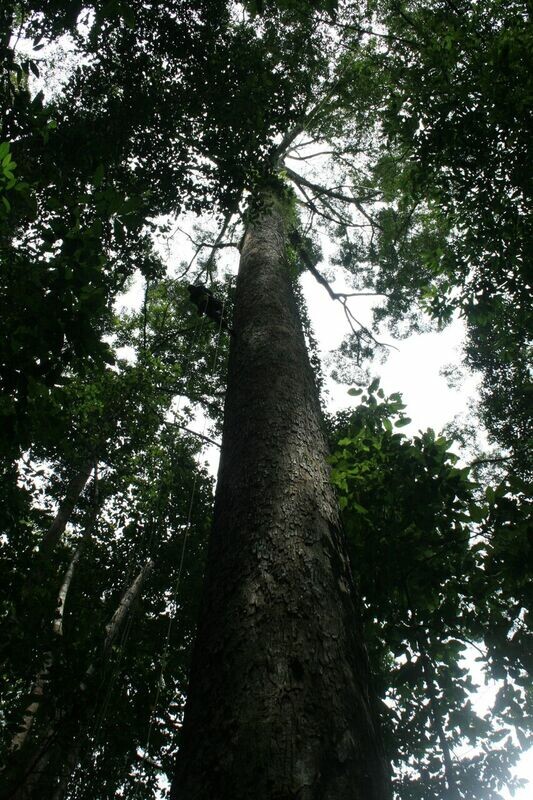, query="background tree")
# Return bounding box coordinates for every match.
[329,384,531,799]
[325,0,532,475]
[1,278,226,799]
